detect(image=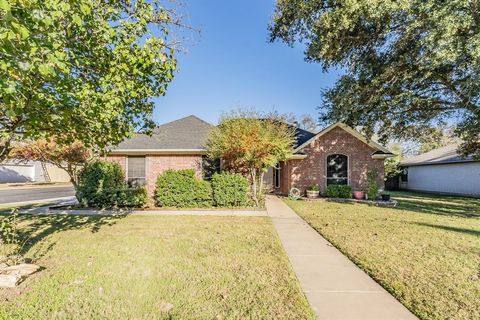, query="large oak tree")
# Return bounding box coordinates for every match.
[0,0,178,161]
[269,0,480,158]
